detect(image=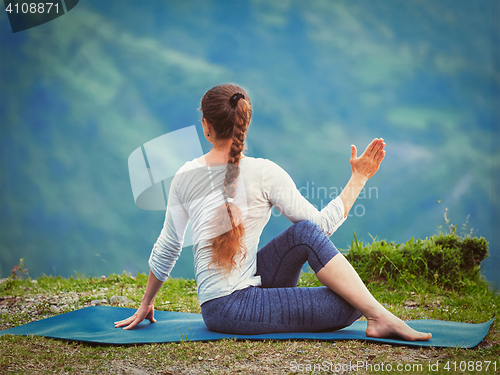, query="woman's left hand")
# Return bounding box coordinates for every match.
[350,138,386,181]
[114,301,157,330]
